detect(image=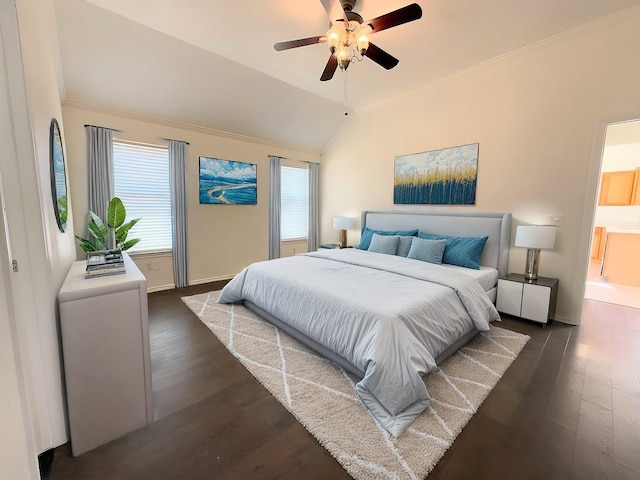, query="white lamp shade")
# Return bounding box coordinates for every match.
[333,216,354,230]
[514,226,556,249]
